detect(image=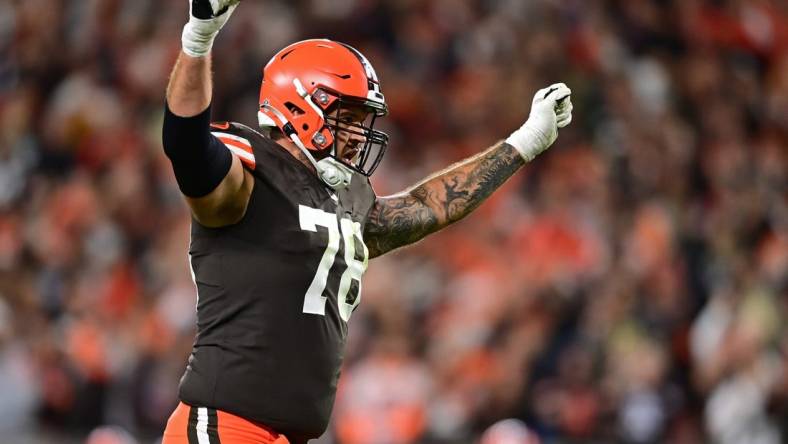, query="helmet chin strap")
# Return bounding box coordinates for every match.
[289,133,353,190]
